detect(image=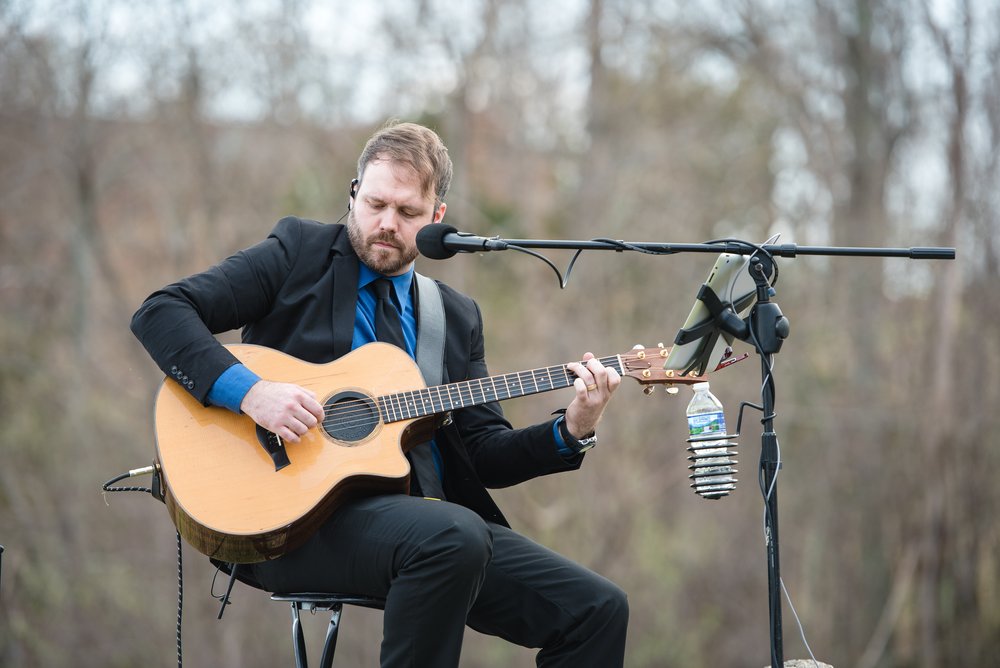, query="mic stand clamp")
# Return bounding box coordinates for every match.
[747,258,790,355]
